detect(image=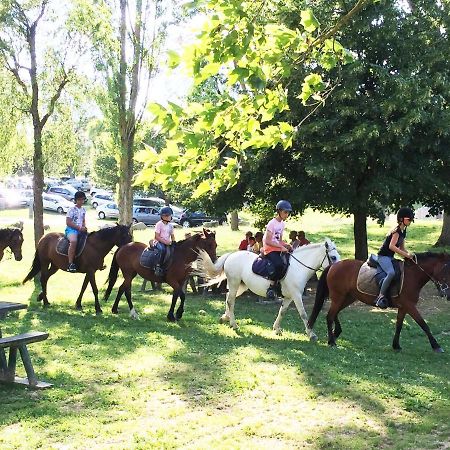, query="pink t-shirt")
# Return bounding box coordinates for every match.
[263,218,285,255]
[155,220,174,244]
